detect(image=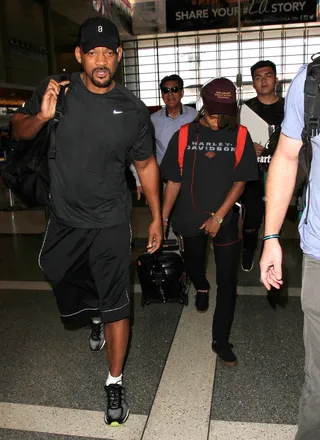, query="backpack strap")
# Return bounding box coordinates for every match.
[48,73,71,159]
[178,123,189,176]
[234,124,247,169]
[300,53,320,175]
